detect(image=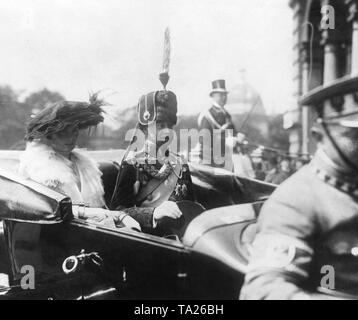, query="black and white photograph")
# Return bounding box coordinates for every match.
[0,0,356,307]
